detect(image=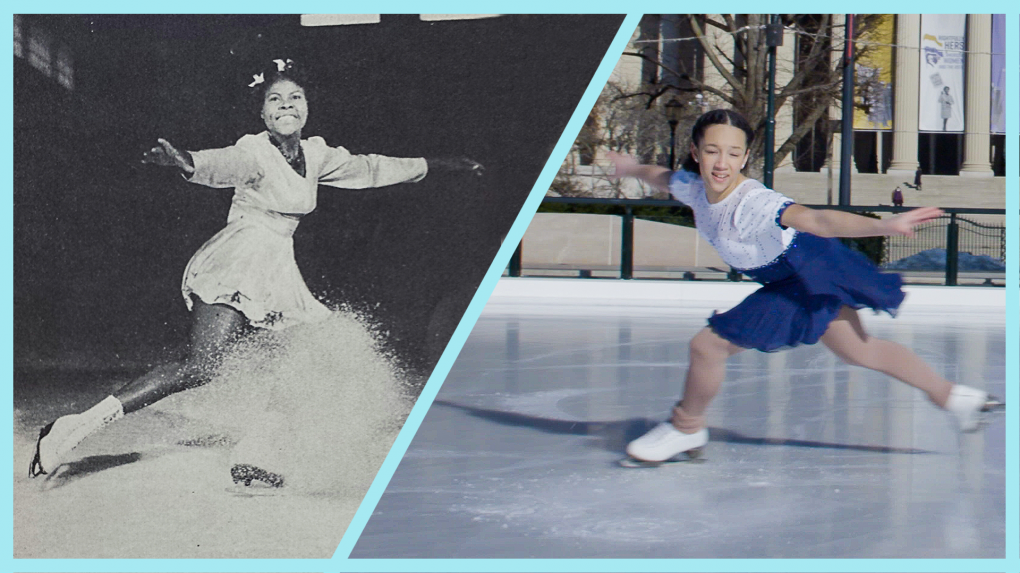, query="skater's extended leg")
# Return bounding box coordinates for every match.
[821,305,1001,431]
[820,306,951,406]
[673,327,746,431]
[626,327,744,462]
[115,299,247,412]
[30,298,248,477]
